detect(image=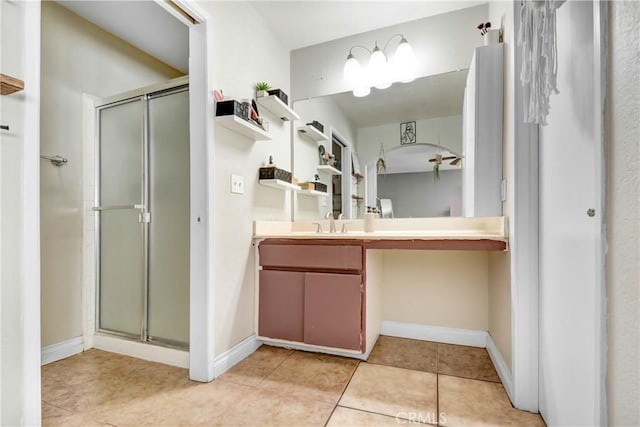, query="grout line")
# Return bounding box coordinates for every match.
[323,360,362,427]
[337,403,437,426]
[42,400,74,415]
[334,404,415,422]
[436,374,441,427]
[436,344,441,426]
[254,347,297,388]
